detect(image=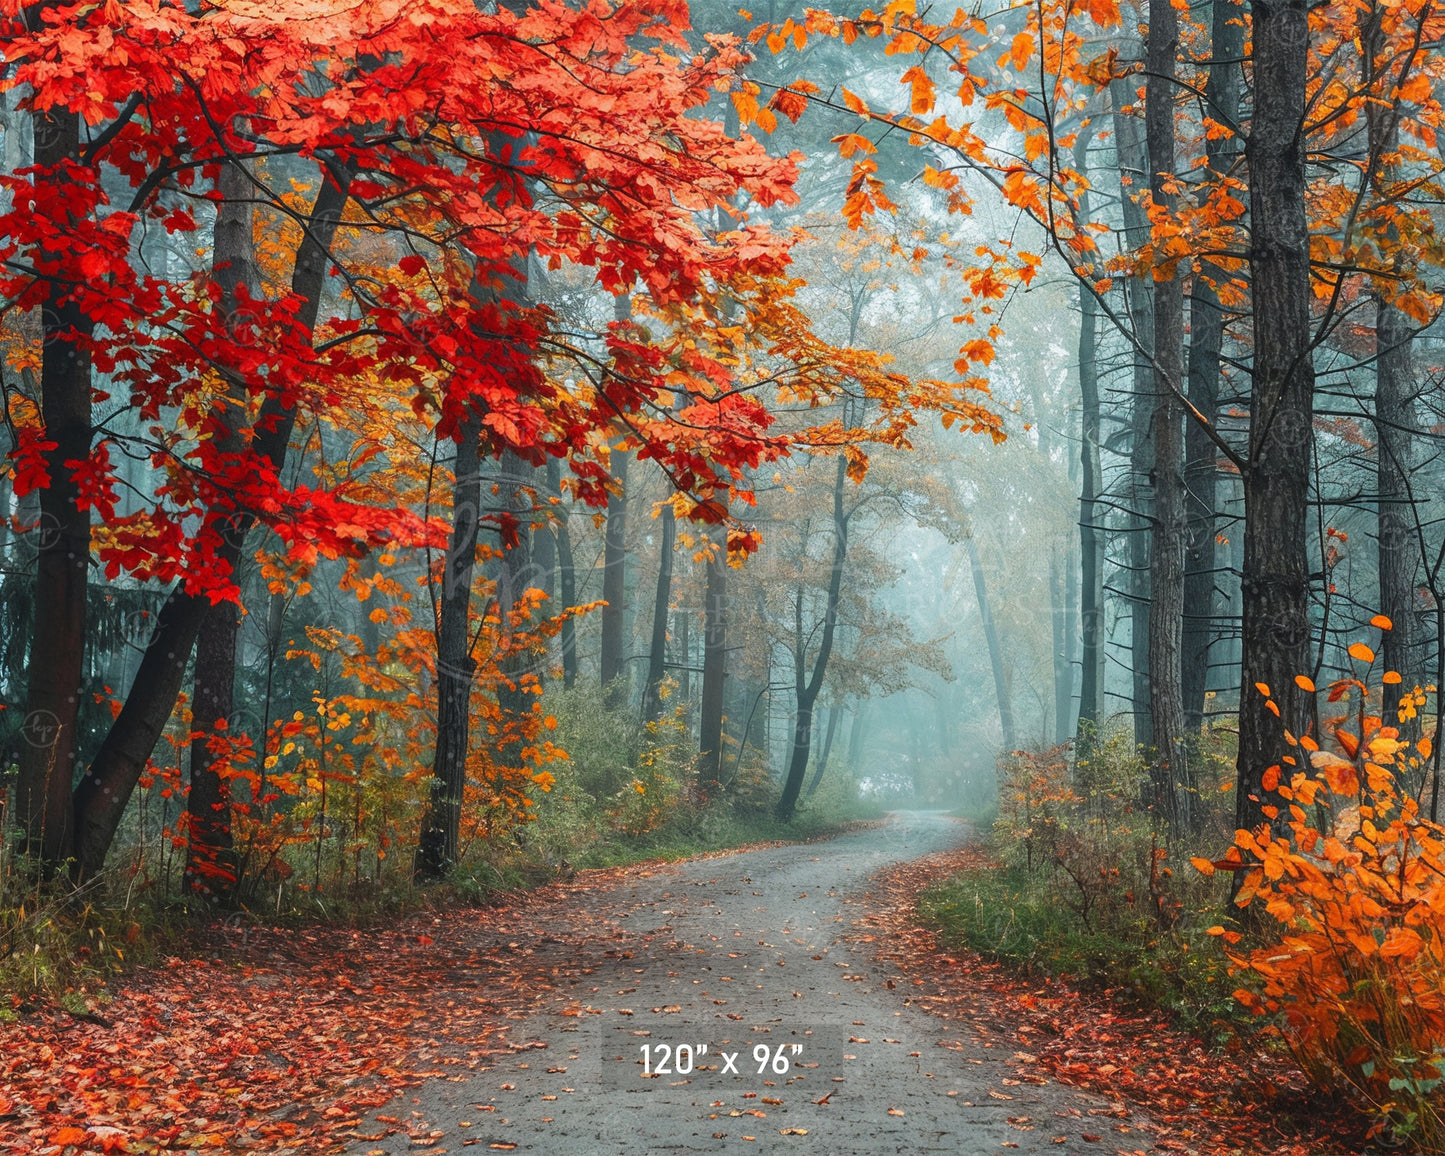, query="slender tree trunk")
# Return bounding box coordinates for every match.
[1183,0,1243,734]
[599,449,630,703]
[70,161,354,880]
[184,151,260,896]
[644,500,677,721]
[599,295,633,706]
[549,458,578,690]
[1111,76,1156,752]
[1146,0,1188,829]
[415,411,482,879]
[847,702,866,764]
[966,532,1017,754]
[495,451,534,741]
[777,455,849,822]
[805,704,842,797]
[1051,544,1071,747]
[1237,0,1316,845]
[677,588,691,704]
[1076,191,1104,734]
[1063,513,1079,741]
[532,456,557,681]
[698,519,728,789]
[16,98,91,867]
[1365,1,1421,720]
[184,605,240,895]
